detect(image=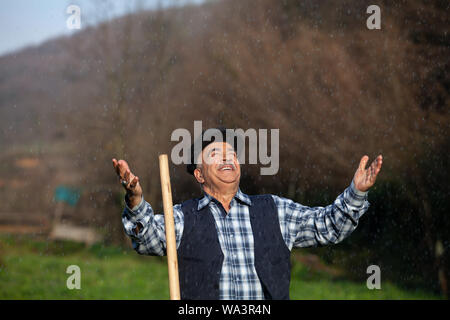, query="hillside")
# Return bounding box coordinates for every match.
[0,0,448,208]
